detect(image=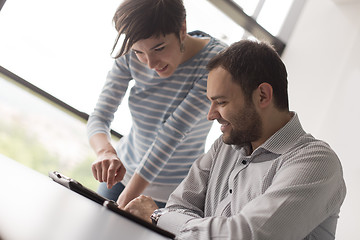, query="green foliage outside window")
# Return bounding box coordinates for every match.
[0,118,99,191]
